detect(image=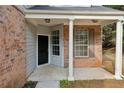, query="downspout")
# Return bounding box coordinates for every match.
[120,20,124,79]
